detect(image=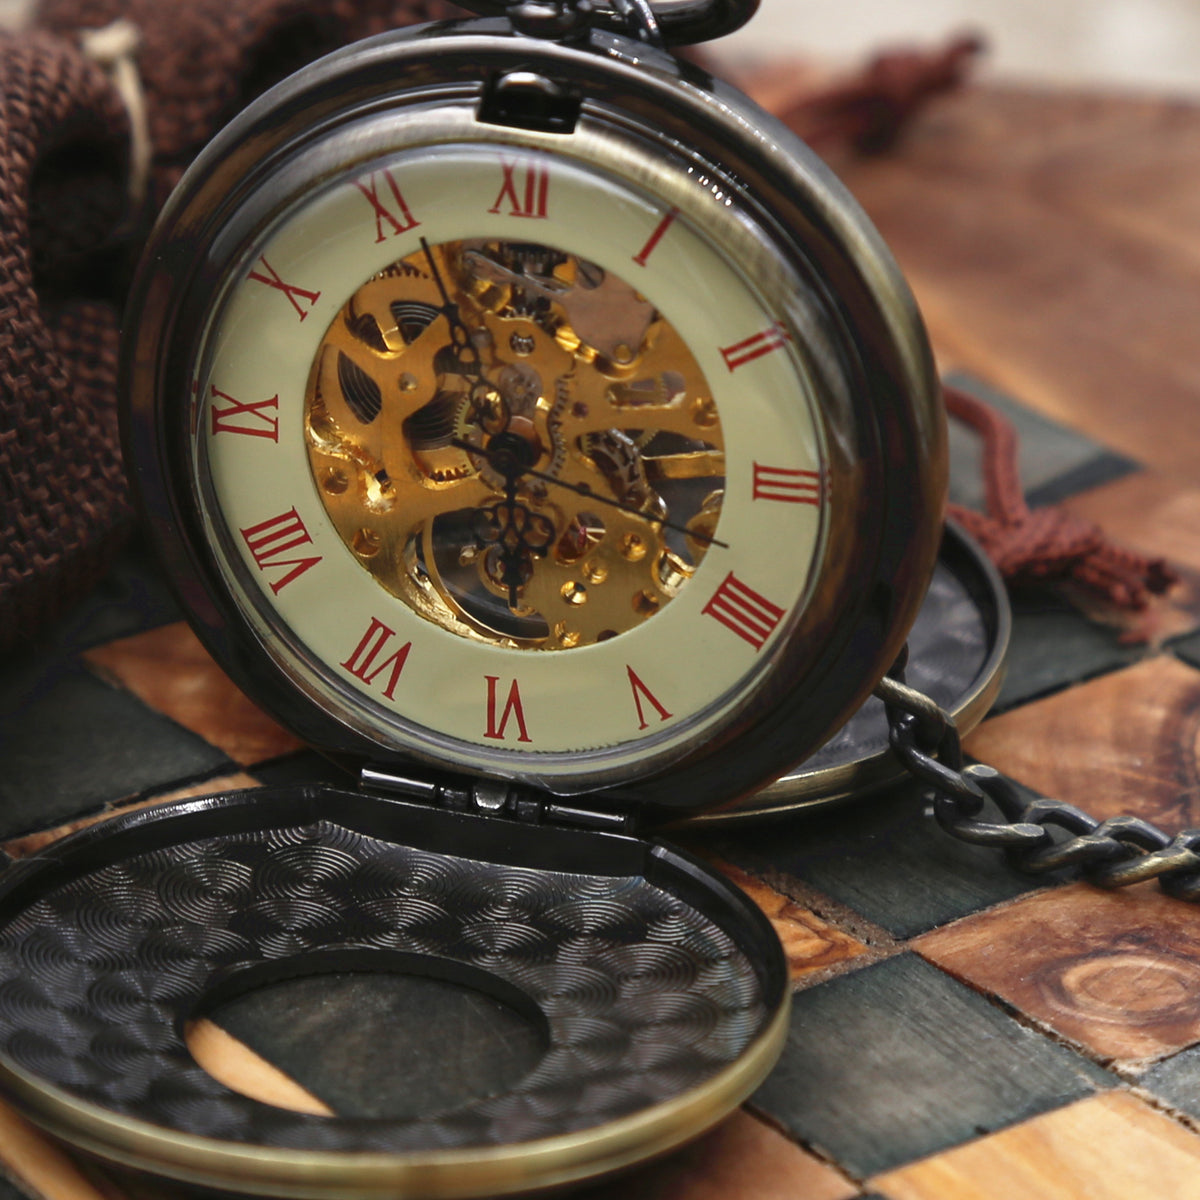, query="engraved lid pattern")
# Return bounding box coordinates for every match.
[0,816,767,1150]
